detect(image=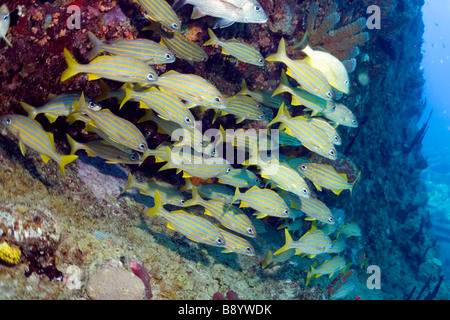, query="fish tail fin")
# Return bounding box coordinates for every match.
[58,155,78,179]
[262,251,273,269]
[95,80,112,103]
[121,173,136,194]
[180,178,193,192]
[66,134,81,155]
[146,191,162,216]
[272,69,290,97]
[87,31,103,60]
[3,36,12,48]
[291,30,309,51]
[183,186,201,206]
[237,78,250,96]
[119,83,133,110]
[20,102,37,120]
[273,228,293,256]
[265,38,287,63]
[60,48,80,82]
[203,28,217,46]
[267,102,289,127]
[305,264,315,286]
[158,147,174,171]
